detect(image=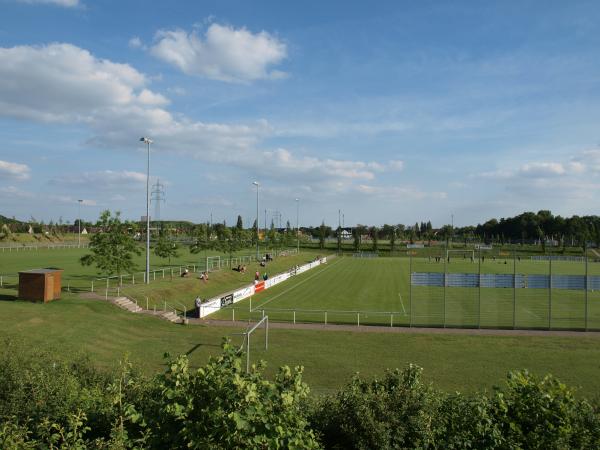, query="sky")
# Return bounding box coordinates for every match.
[1,0,600,228]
